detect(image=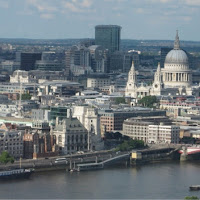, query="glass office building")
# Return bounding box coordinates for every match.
[95,25,121,53]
